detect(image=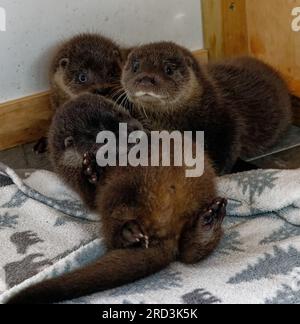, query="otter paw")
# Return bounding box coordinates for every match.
[33,137,48,154]
[202,198,227,226]
[82,152,99,185]
[122,221,149,249]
